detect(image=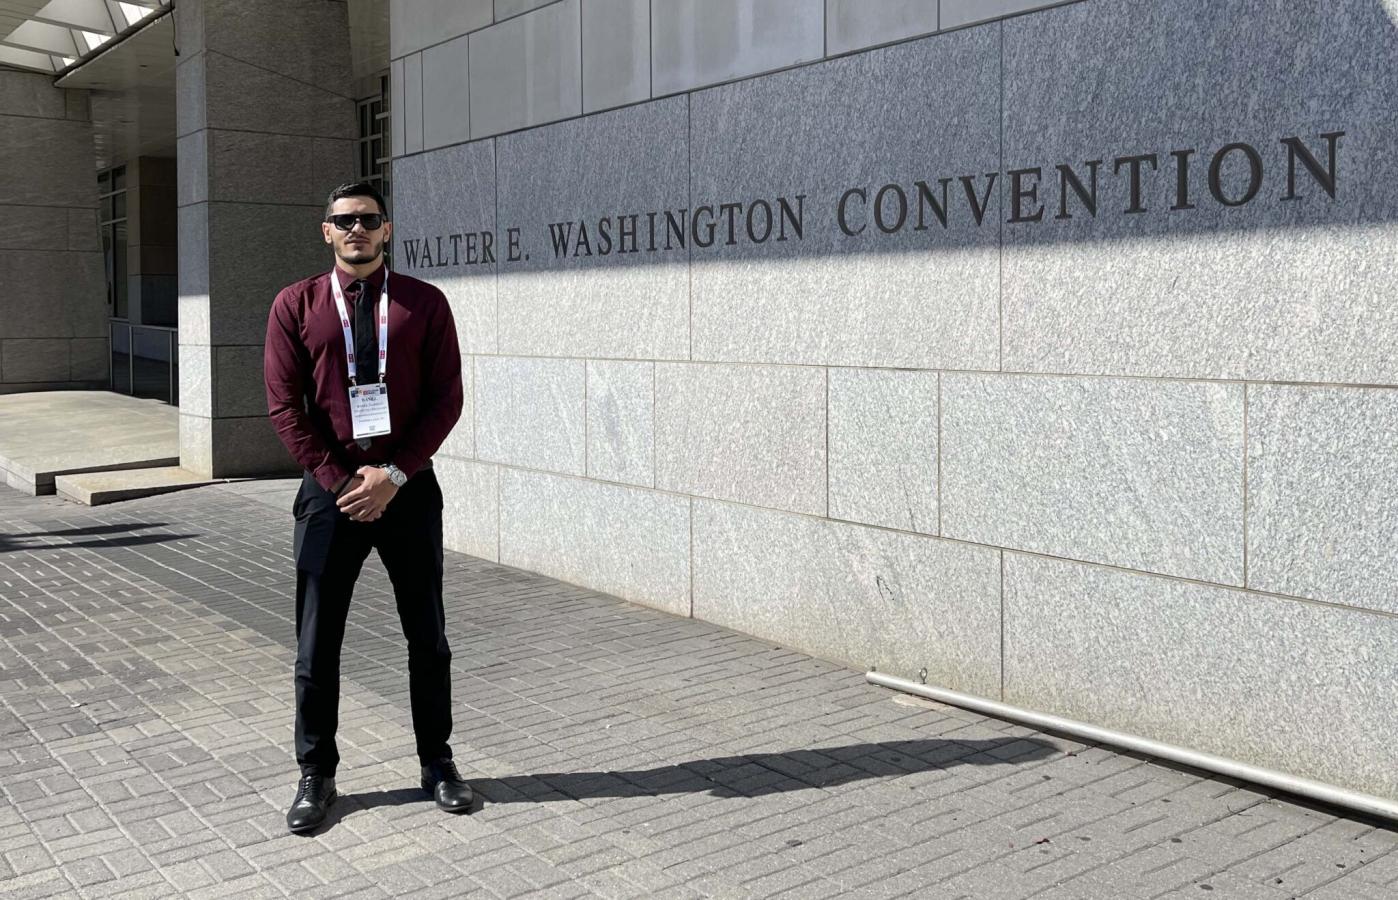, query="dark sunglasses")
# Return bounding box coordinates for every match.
[326,213,385,231]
